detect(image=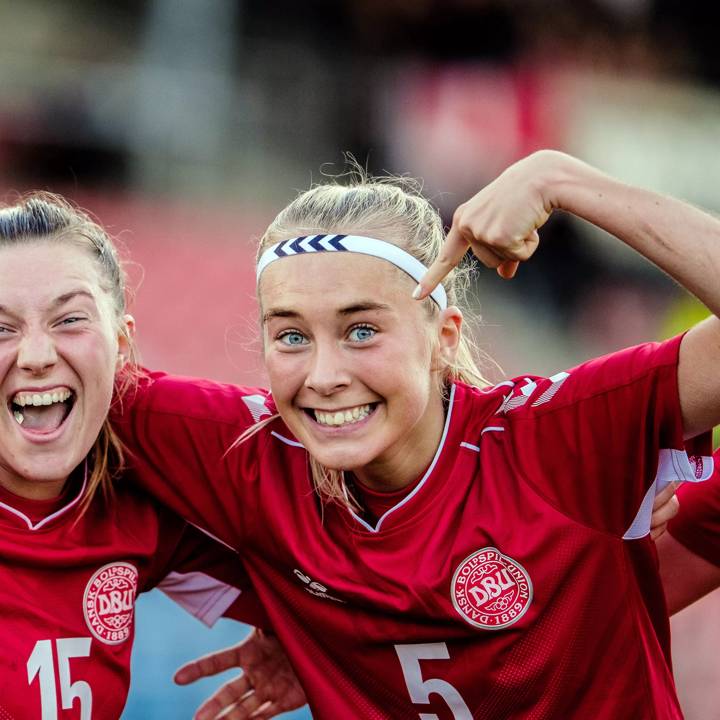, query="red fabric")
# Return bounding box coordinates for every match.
[0,483,261,719]
[113,336,688,719]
